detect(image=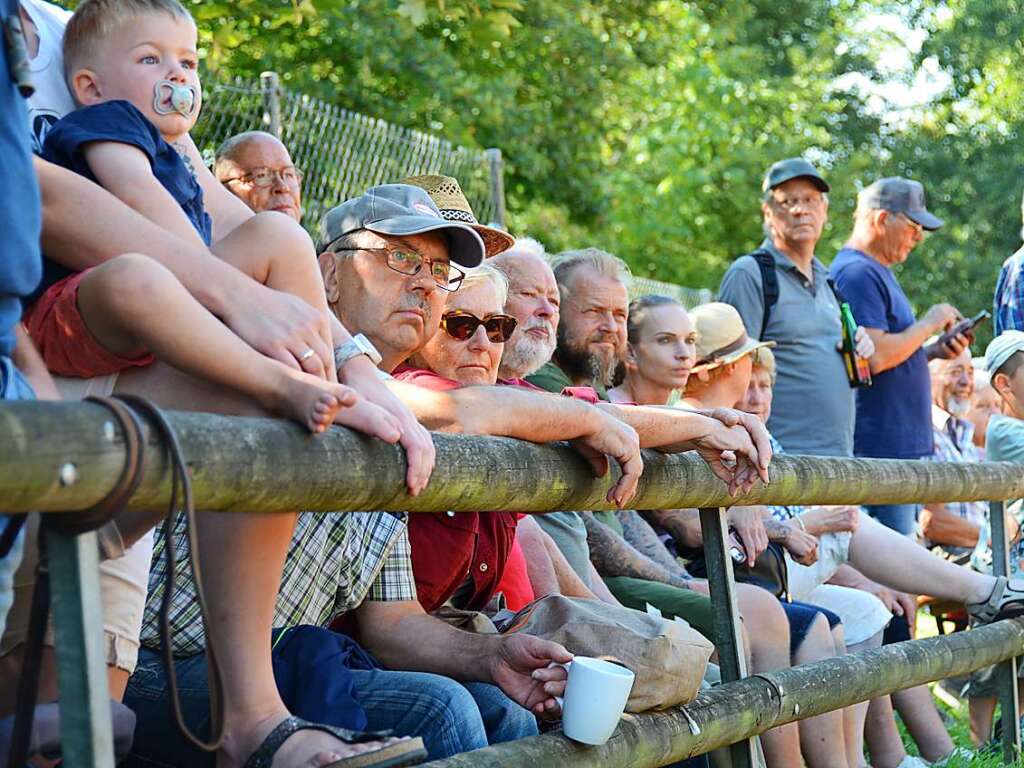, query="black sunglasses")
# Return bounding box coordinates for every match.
[441,310,518,343]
